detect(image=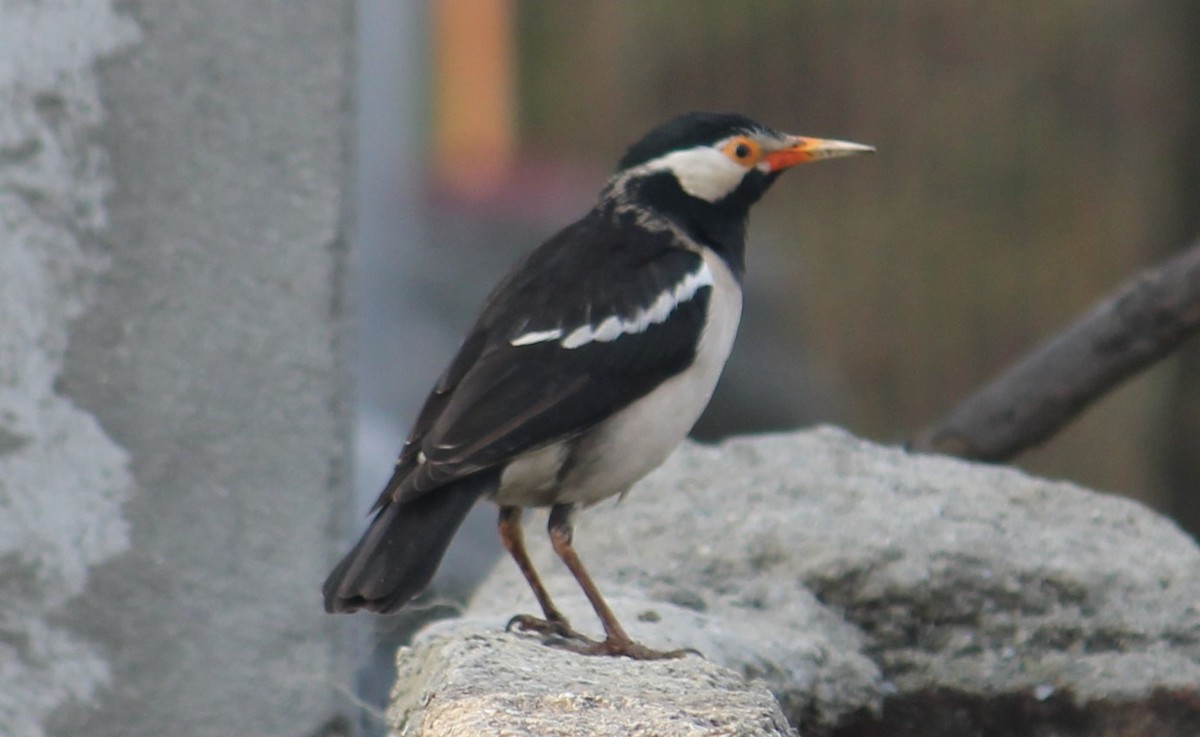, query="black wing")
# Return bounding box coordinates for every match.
[373,210,713,508]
